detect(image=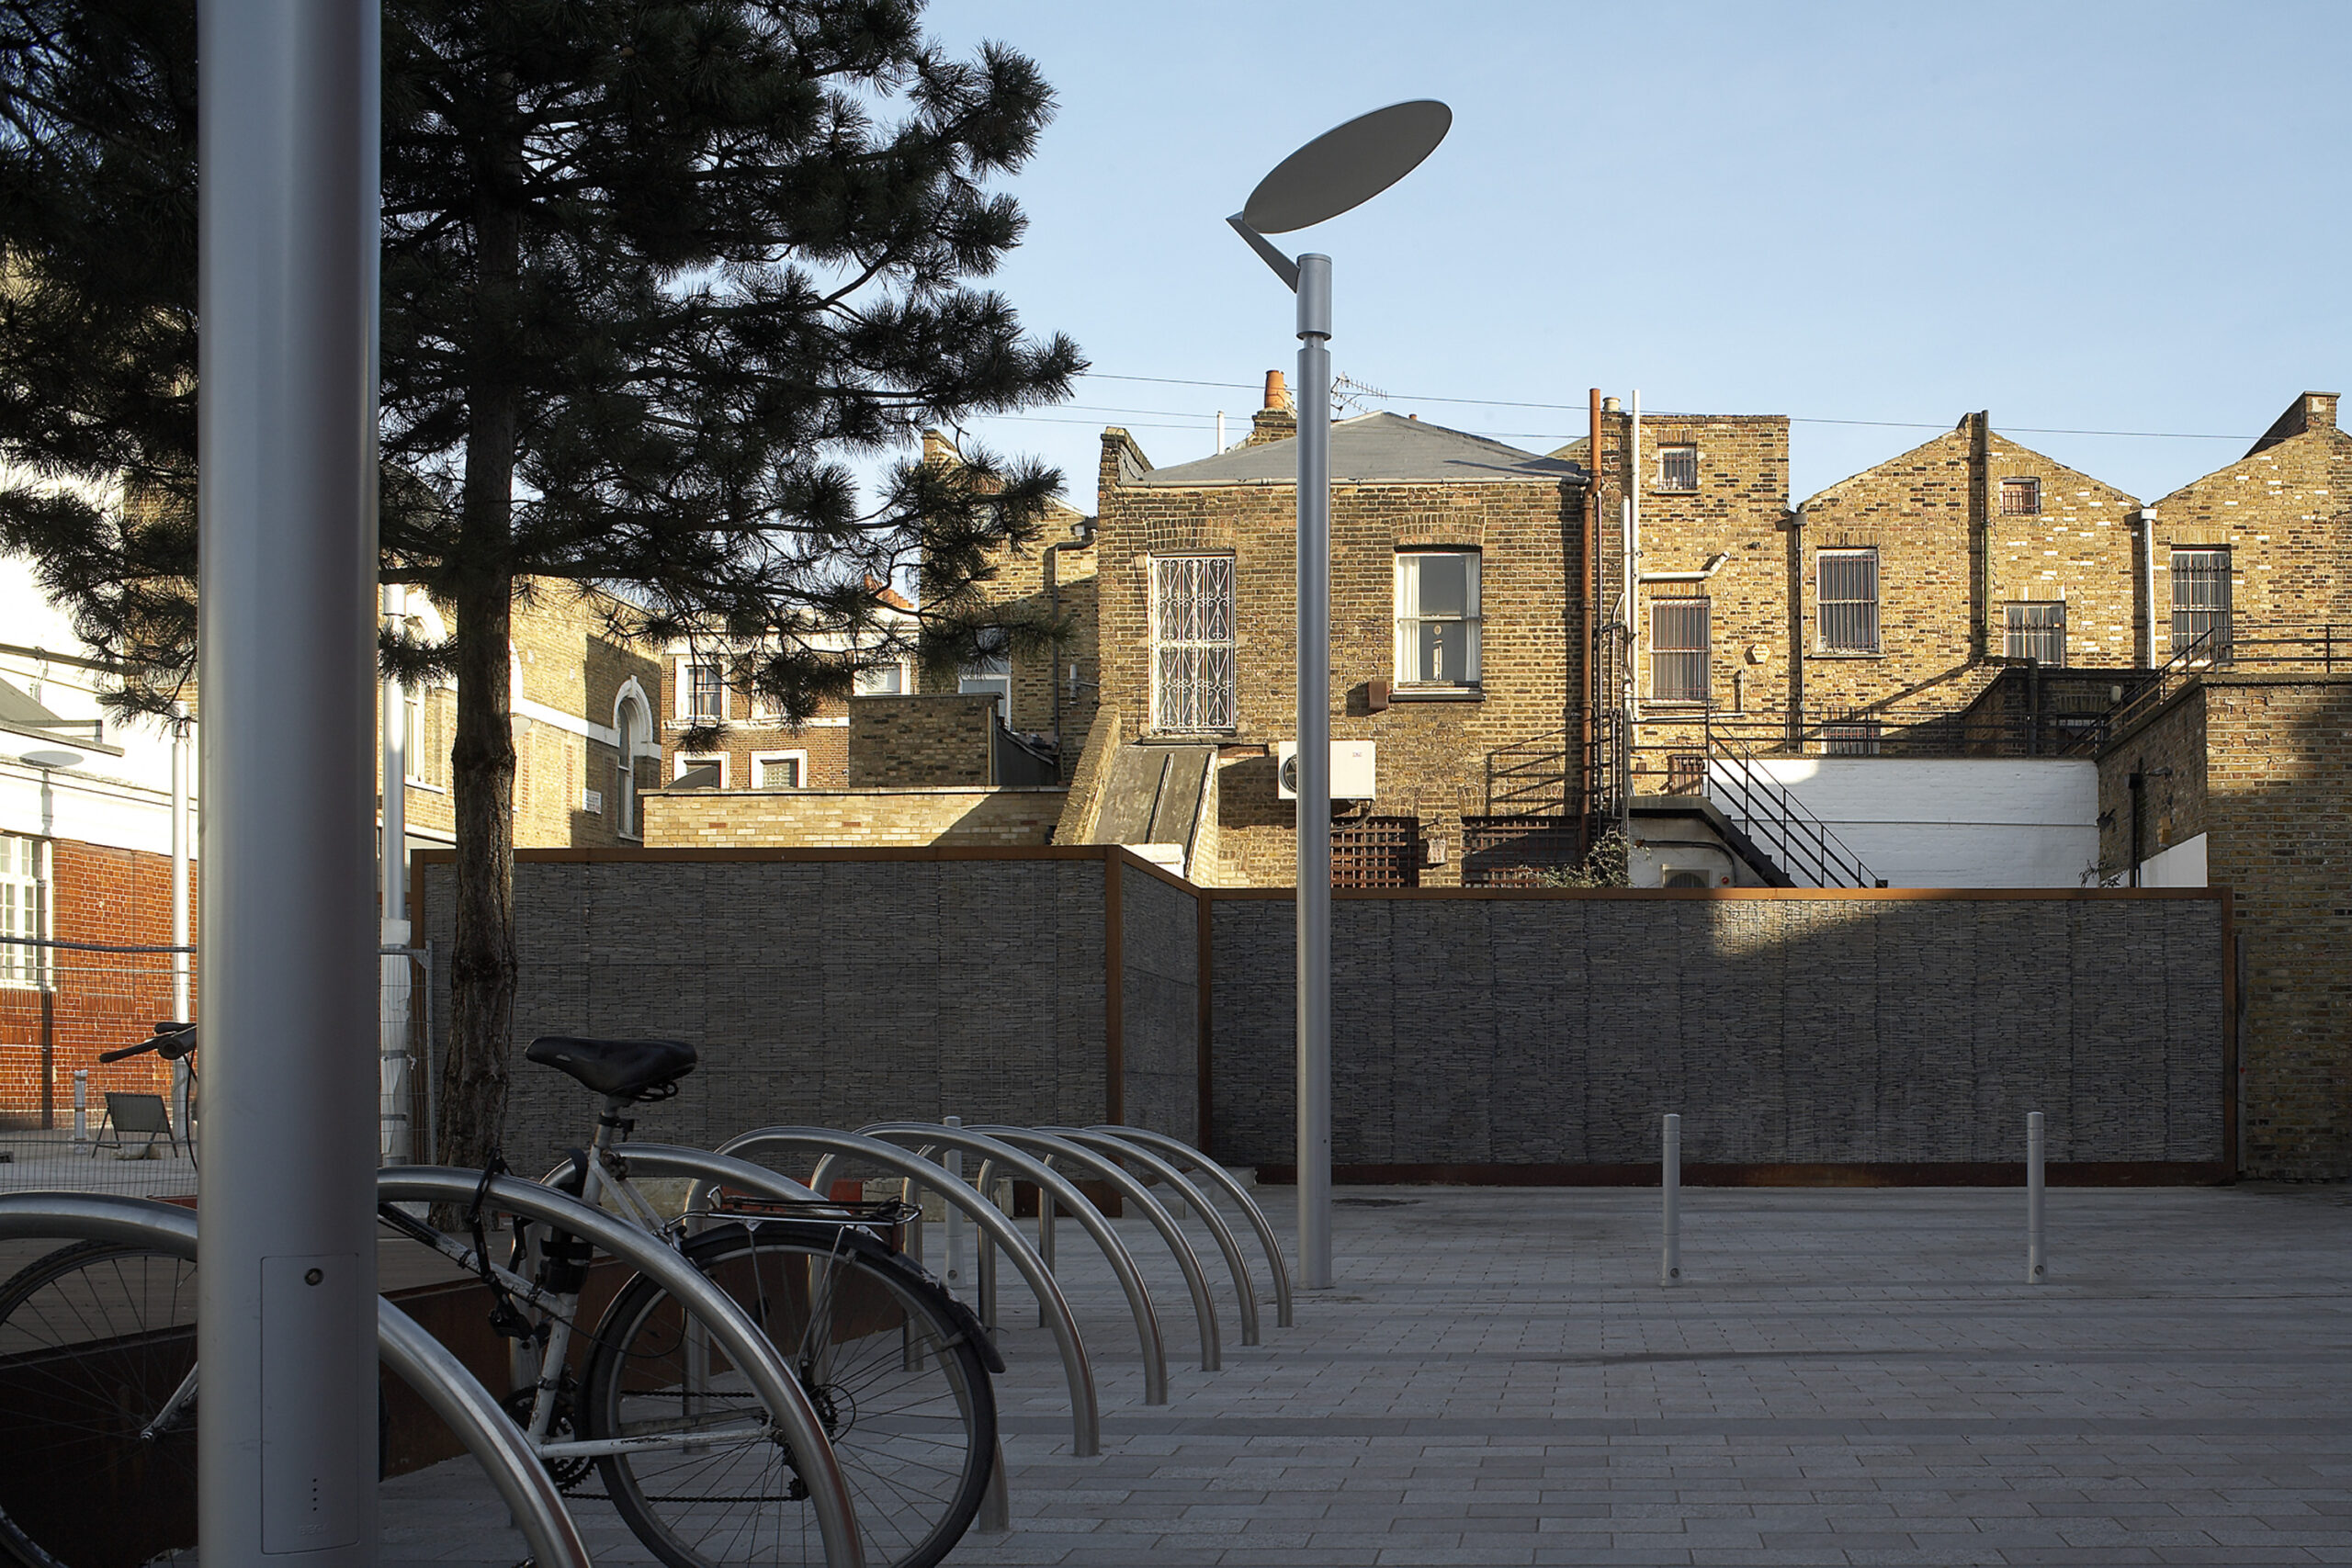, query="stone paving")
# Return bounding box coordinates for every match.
[380,1182,2352,1566]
